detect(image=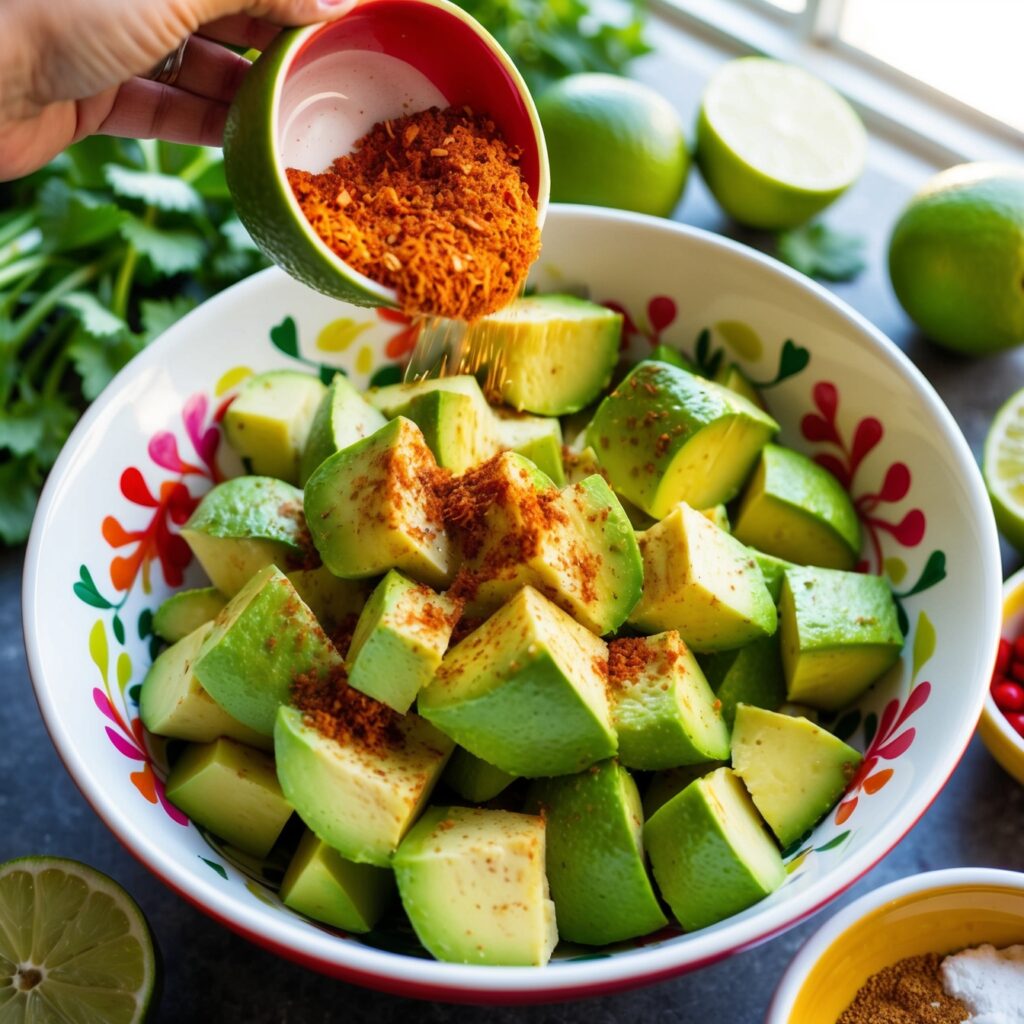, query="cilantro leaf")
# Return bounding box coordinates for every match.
[68,329,145,401]
[36,179,125,252]
[0,457,40,544]
[60,292,127,338]
[0,405,46,456]
[776,223,866,282]
[121,216,205,276]
[140,296,197,343]
[104,165,203,213]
